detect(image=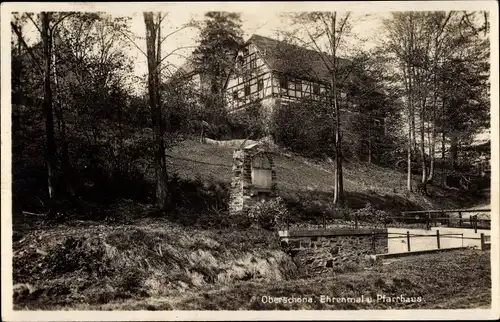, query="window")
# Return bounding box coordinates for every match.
[313,83,320,95]
[250,59,257,69]
[232,91,239,100]
[296,82,302,92]
[279,76,289,89]
[237,52,245,67]
[258,79,264,91]
[244,85,251,96]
